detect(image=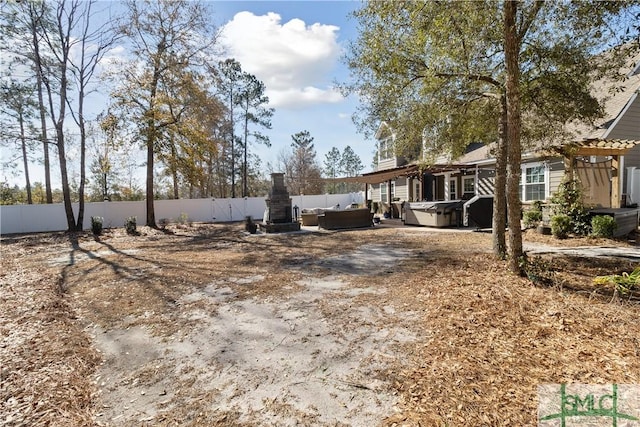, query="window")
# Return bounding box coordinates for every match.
[380,181,395,202]
[449,179,457,200]
[378,136,394,161]
[463,177,475,199]
[521,164,547,201]
[414,180,421,201]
